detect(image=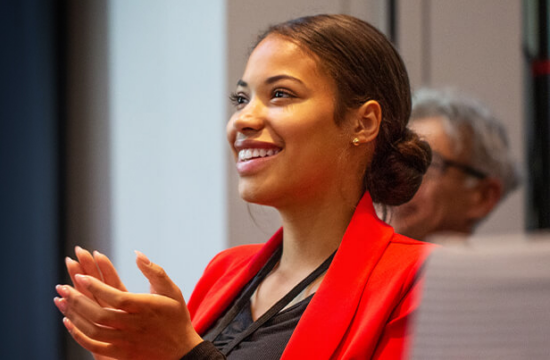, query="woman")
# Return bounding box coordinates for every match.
[54,14,433,359]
